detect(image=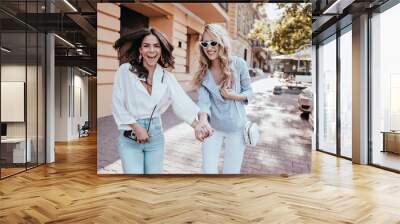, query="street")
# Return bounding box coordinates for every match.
[98,75,312,175]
